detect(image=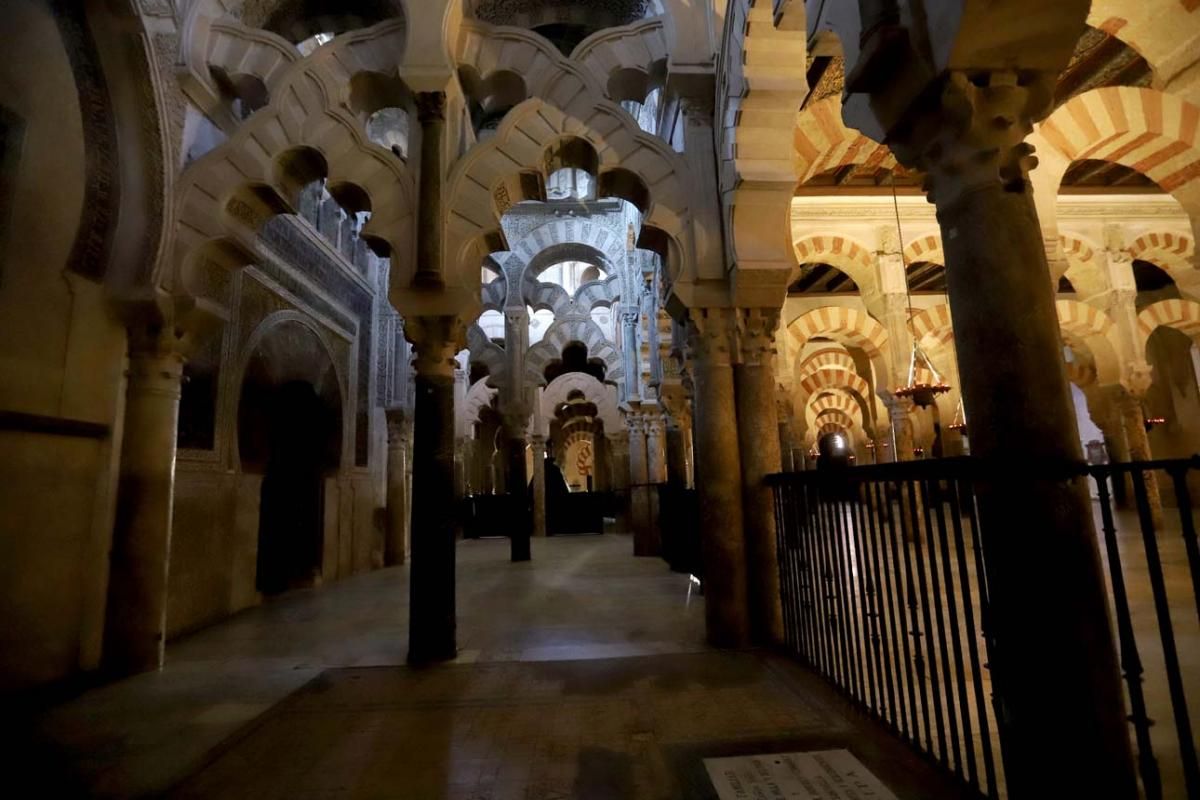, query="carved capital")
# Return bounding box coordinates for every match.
[1121,360,1154,398]
[678,95,714,127]
[685,308,738,368]
[415,91,446,124]
[385,408,410,443]
[405,315,466,378]
[890,71,1057,208]
[735,308,781,367]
